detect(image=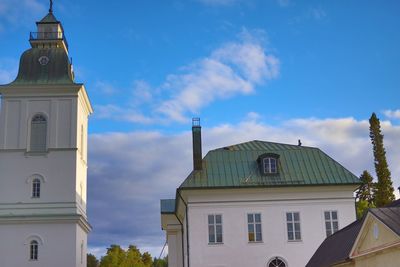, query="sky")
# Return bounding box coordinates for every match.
[1,0,400,259]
